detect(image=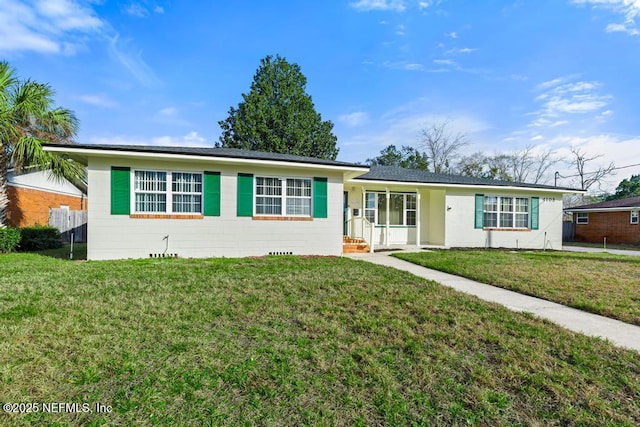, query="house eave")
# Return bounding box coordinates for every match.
[349,178,578,194]
[44,145,370,174]
[564,207,640,213]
